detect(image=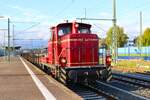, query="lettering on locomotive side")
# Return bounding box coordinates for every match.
[61,38,98,43]
[85,39,98,41]
[49,38,98,44]
[61,38,83,42]
[70,38,83,42]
